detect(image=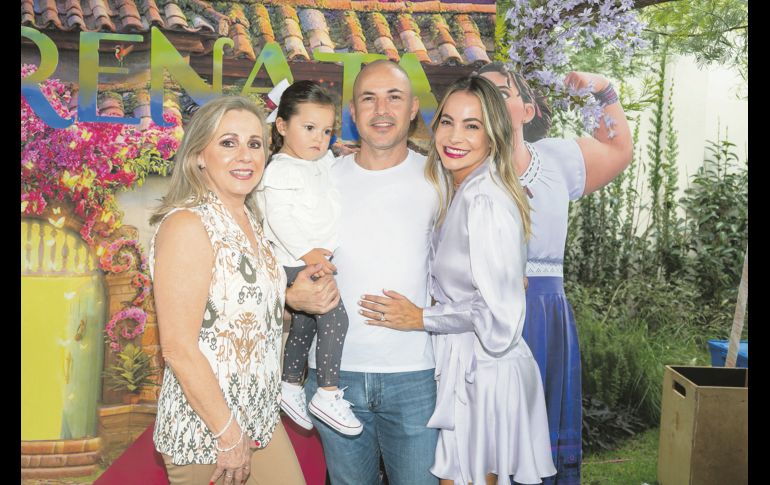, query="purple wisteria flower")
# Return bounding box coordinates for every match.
[504,0,648,132]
